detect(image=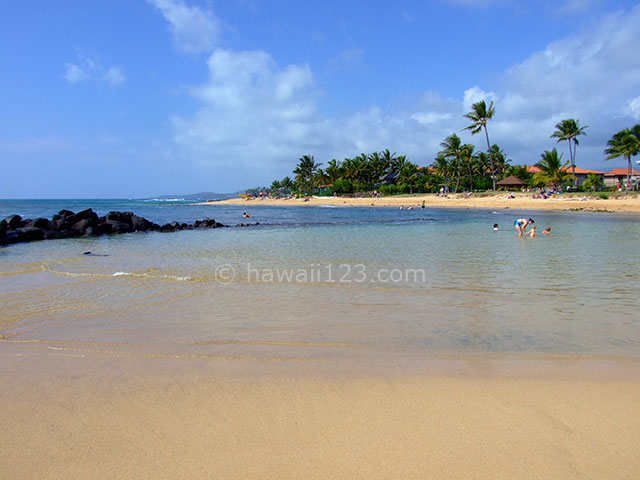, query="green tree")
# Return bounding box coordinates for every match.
[582,172,604,192]
[604,125,640,189]
[551,118,588,187]
[431,154,451,191]
[439,134,464,192]
[325,159,343,184]
[280,176,294,190]
[504,165,533,185]
[463,99,497,190]
[489,144,511,180]
[533,148,574,191]
[460,143,476,190]
[293,155,322,194]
